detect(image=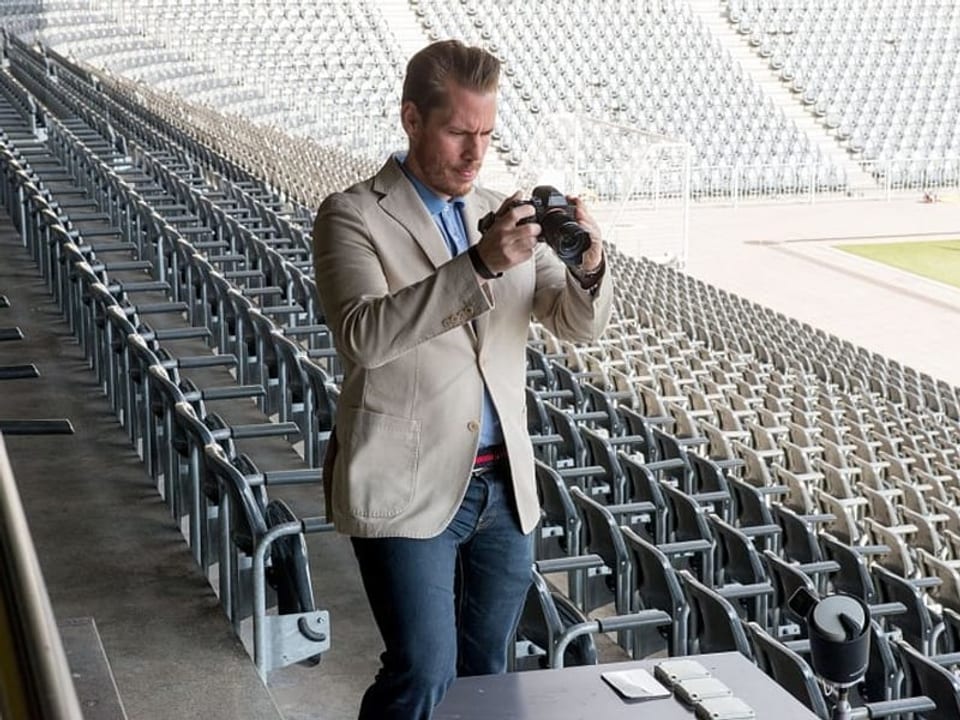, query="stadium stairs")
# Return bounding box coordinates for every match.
[689,0,876,191]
